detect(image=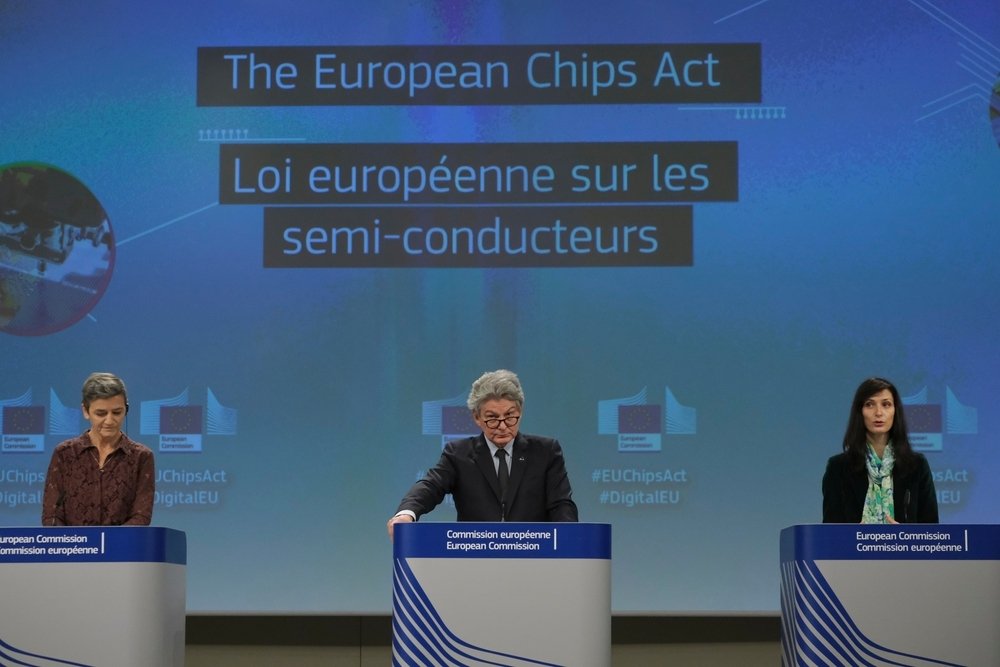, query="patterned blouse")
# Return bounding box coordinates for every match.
[41,432,155,526]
